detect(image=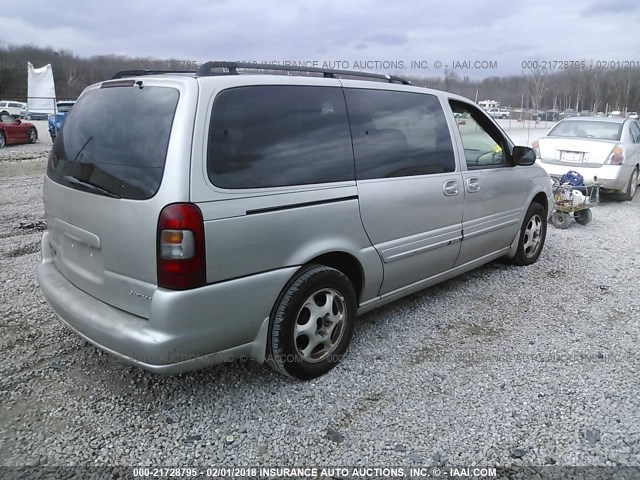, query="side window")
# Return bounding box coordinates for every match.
[630,122,640,143]
[344,89,455,180]
[450,100,509,170]
[207,86,354,189]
